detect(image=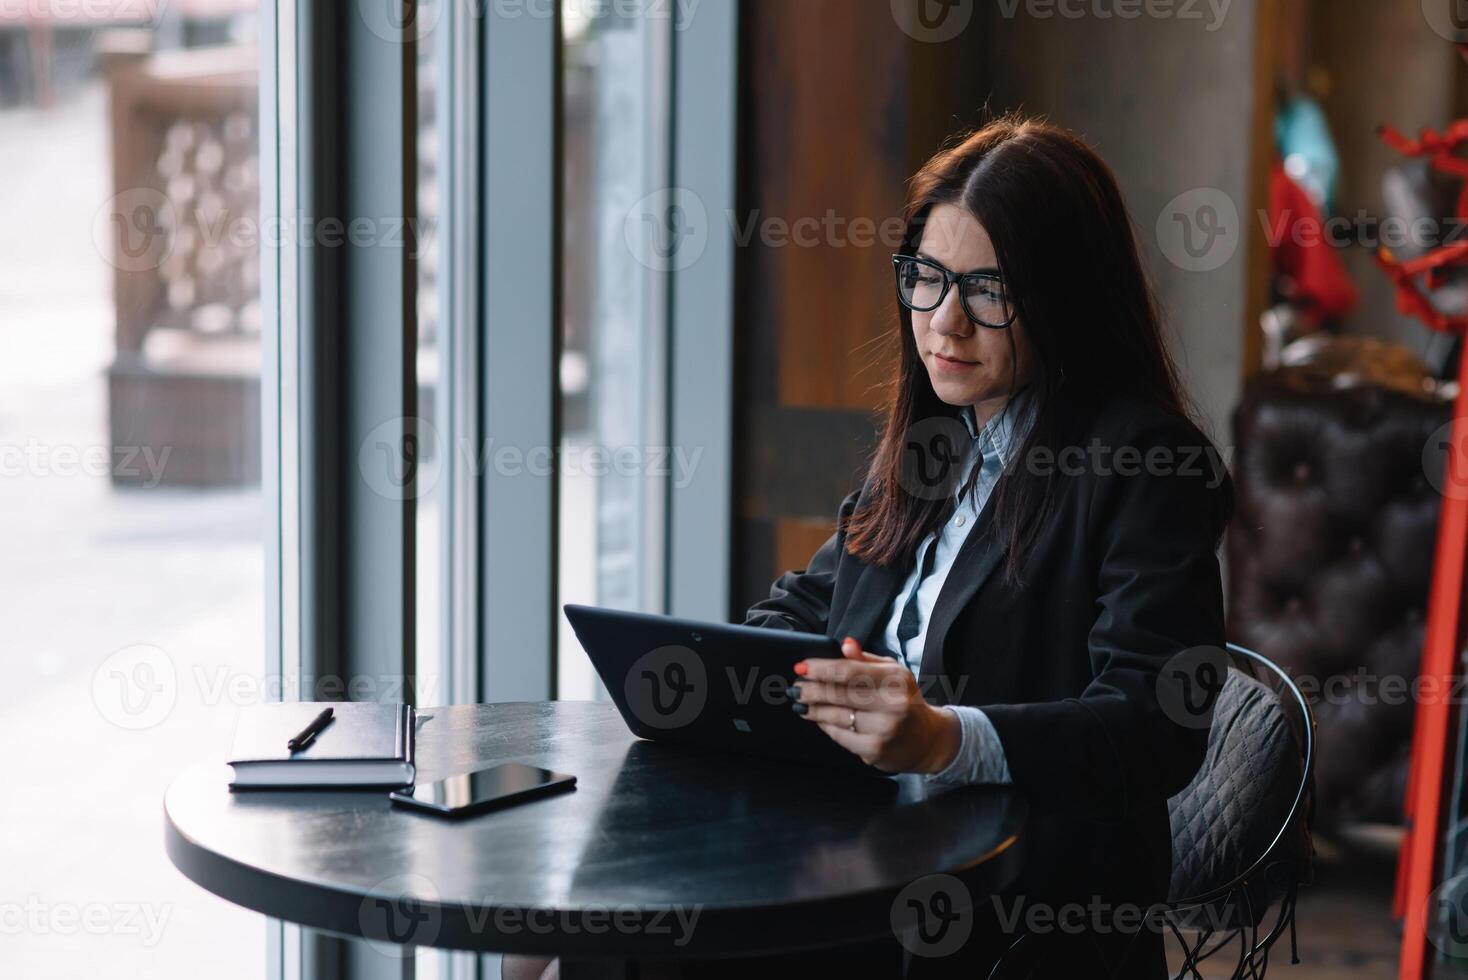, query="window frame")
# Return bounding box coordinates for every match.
[261,1,739,977]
